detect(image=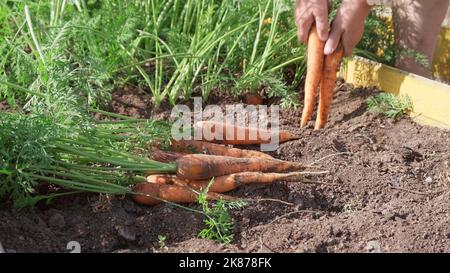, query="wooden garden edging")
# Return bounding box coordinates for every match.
[340,56,450,130]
